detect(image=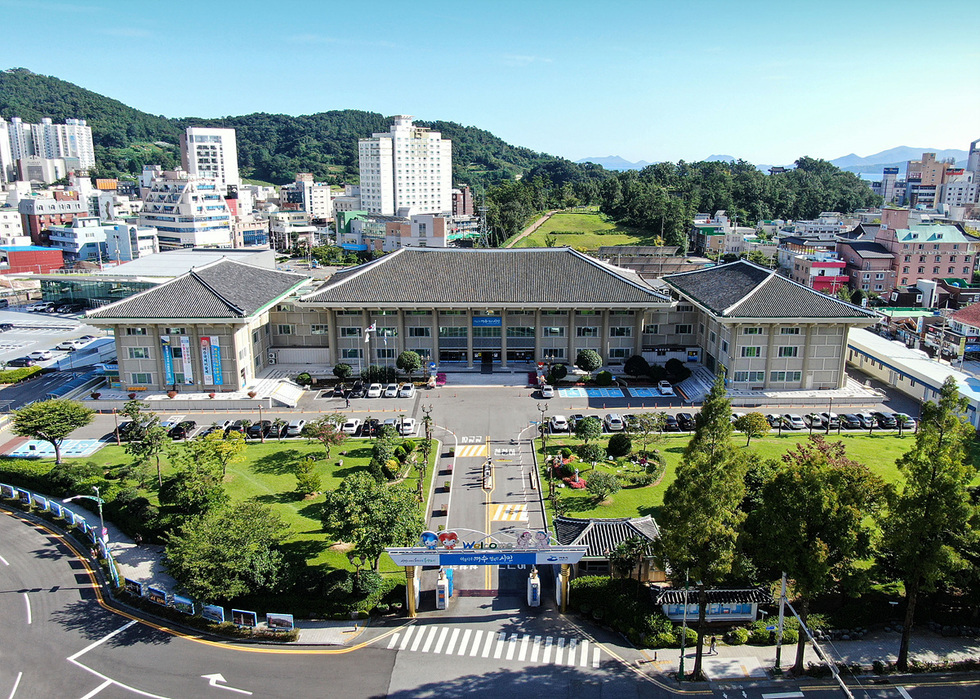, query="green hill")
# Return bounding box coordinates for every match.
[0,68,562,187]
